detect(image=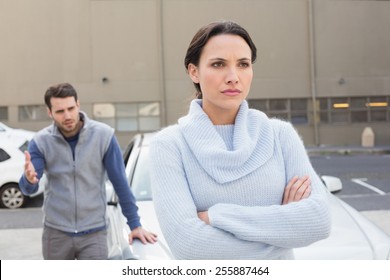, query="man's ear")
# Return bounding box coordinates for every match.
[187,64,199,84]
[47,107,53,119]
